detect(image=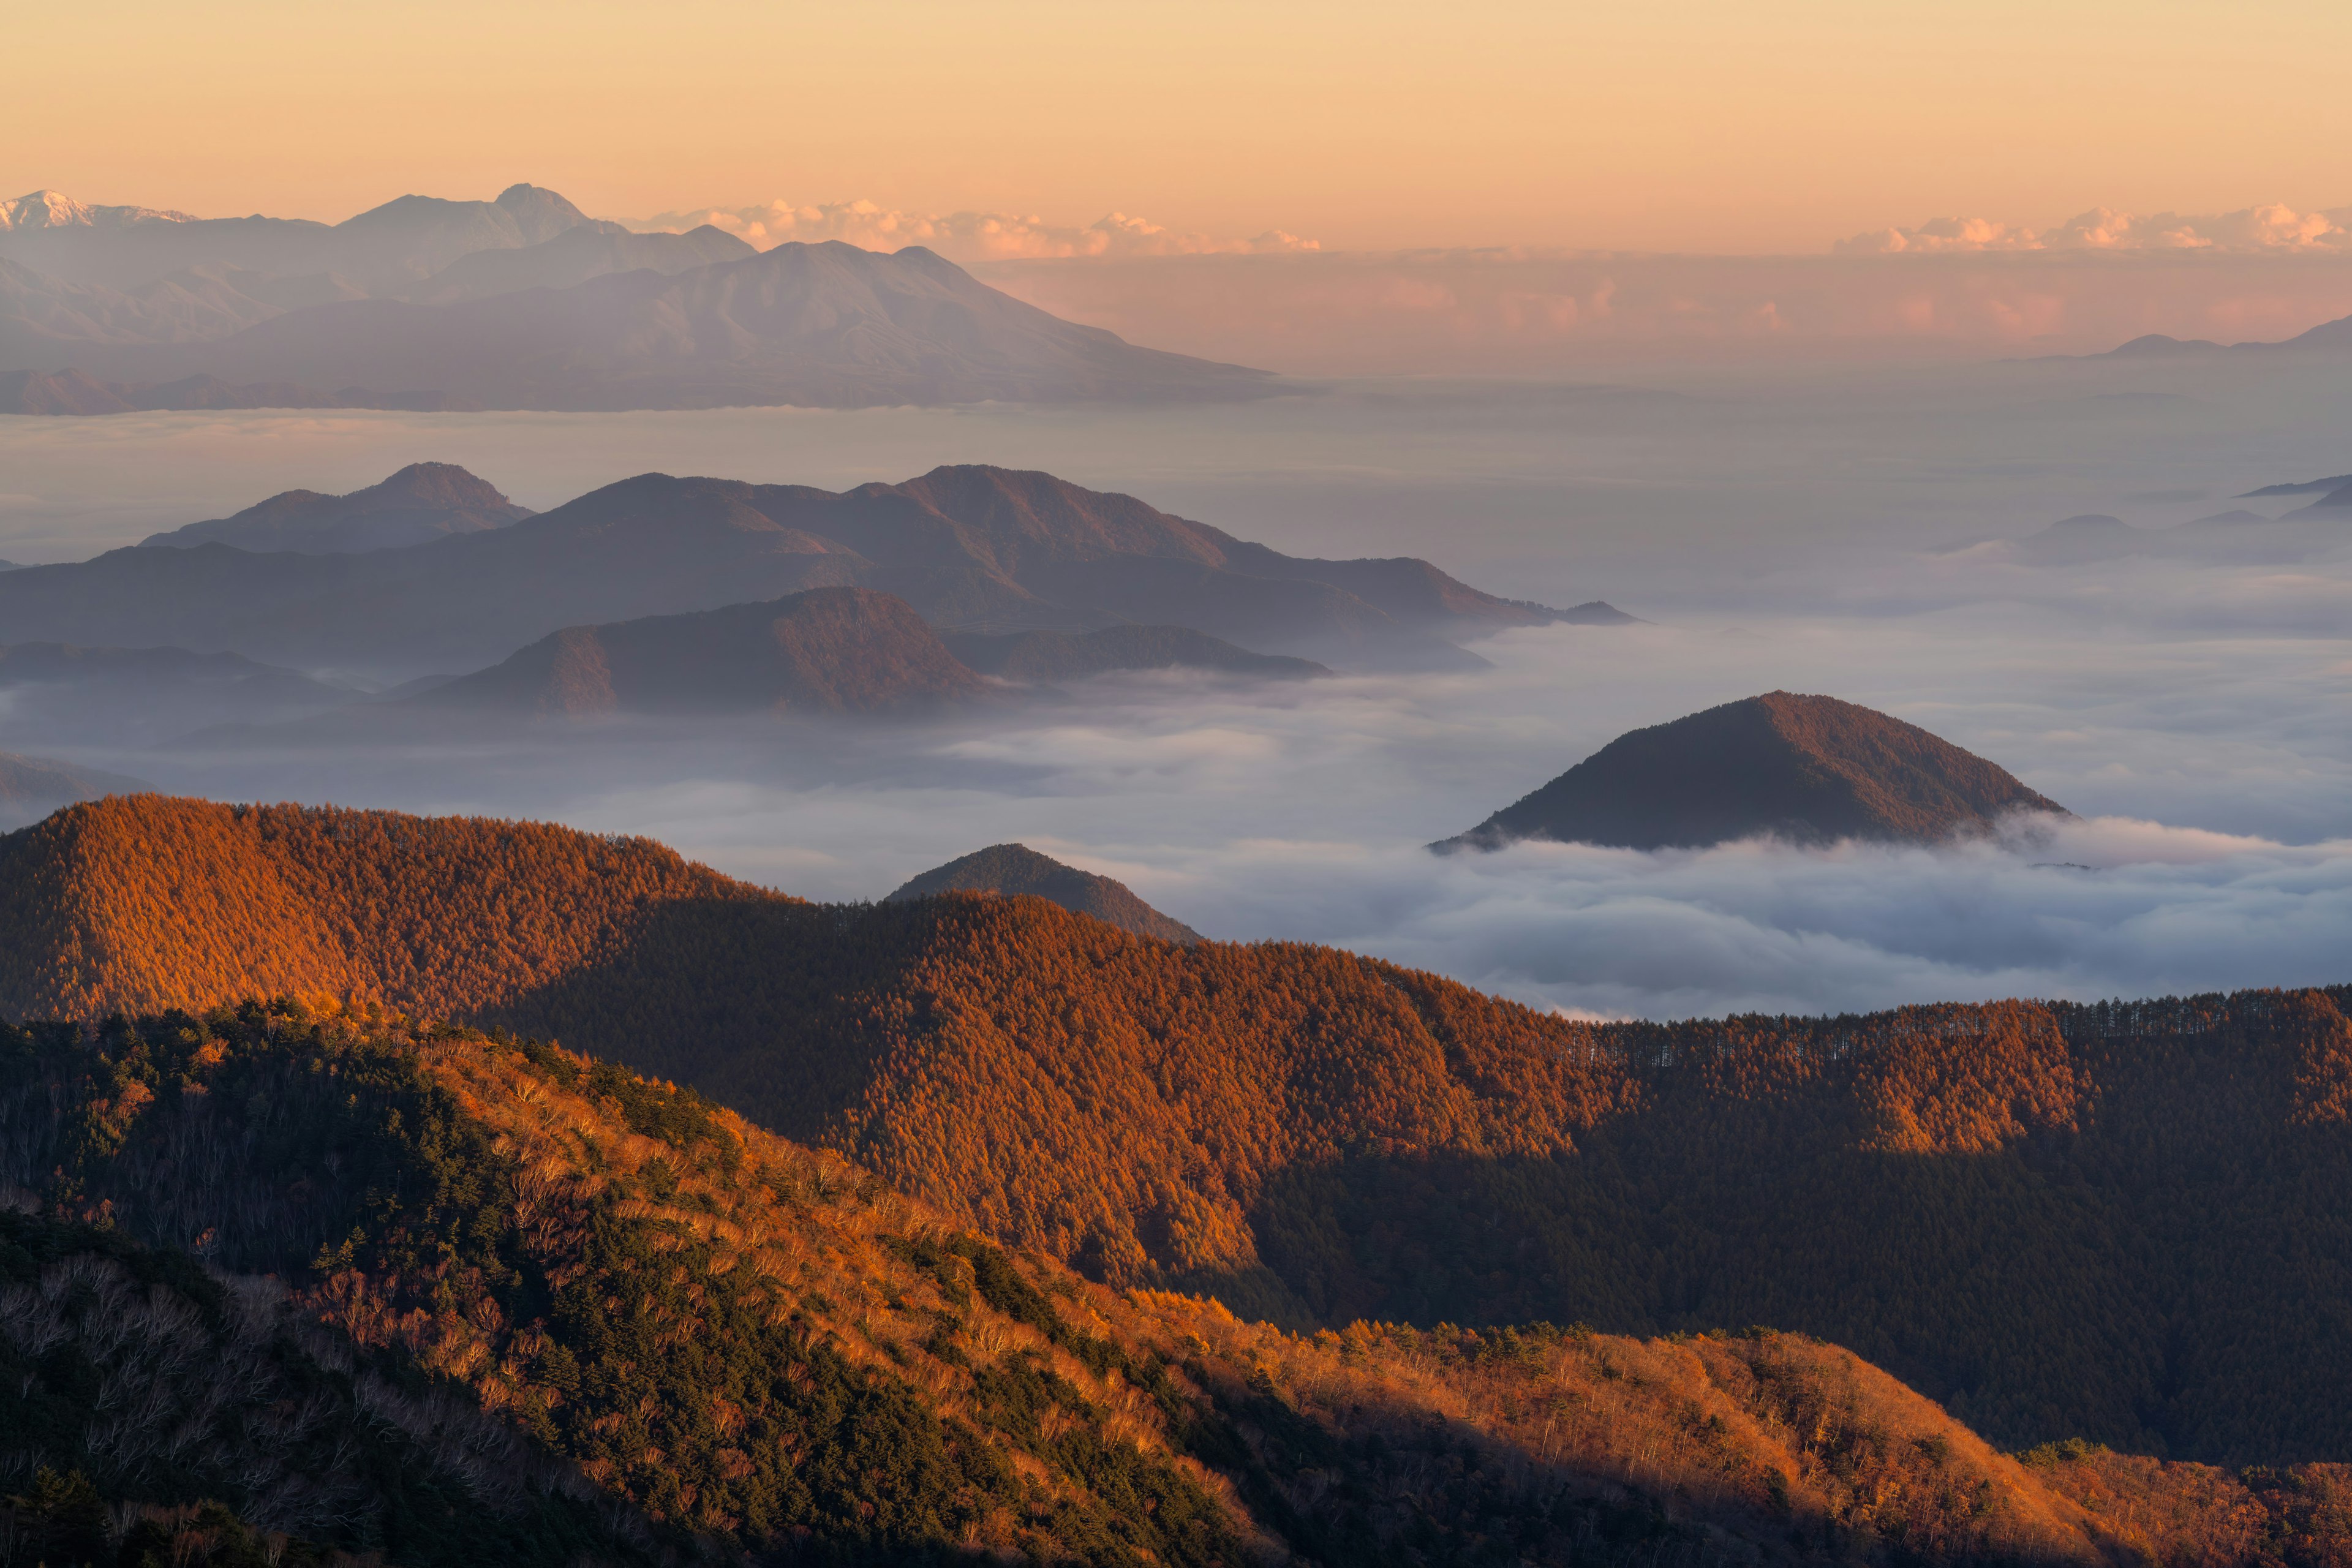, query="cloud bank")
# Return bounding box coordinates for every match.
[618,198,1319,263]
[1836,203,2352,255]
